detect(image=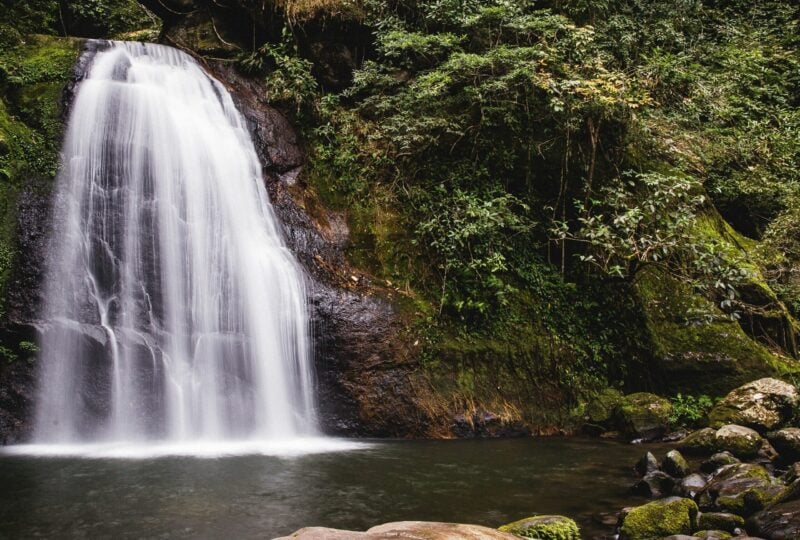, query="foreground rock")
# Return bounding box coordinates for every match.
[748,498,800,539]
[274,522,519,540]
[619,497,699,539]
[699,463,784,516]
[498,515,580,539]
[709,378,799,433]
